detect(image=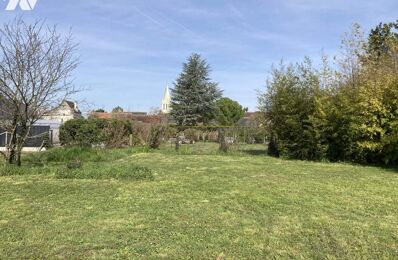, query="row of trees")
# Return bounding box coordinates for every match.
[259,21,398,165]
